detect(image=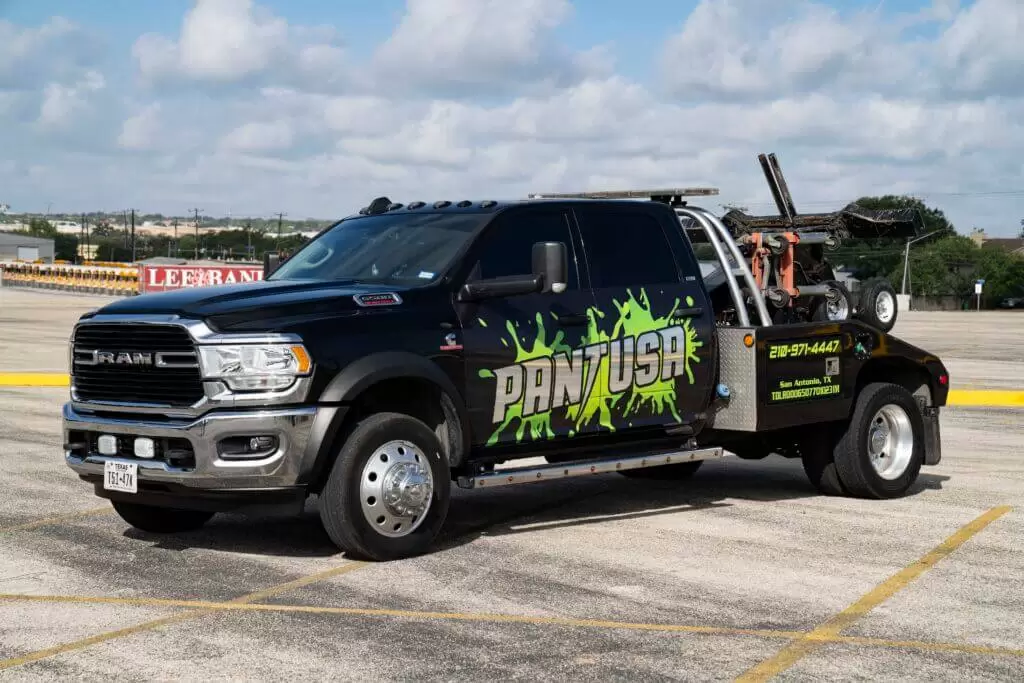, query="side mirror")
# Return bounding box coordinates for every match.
[263,251,281,277]
[532,241,567,294]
